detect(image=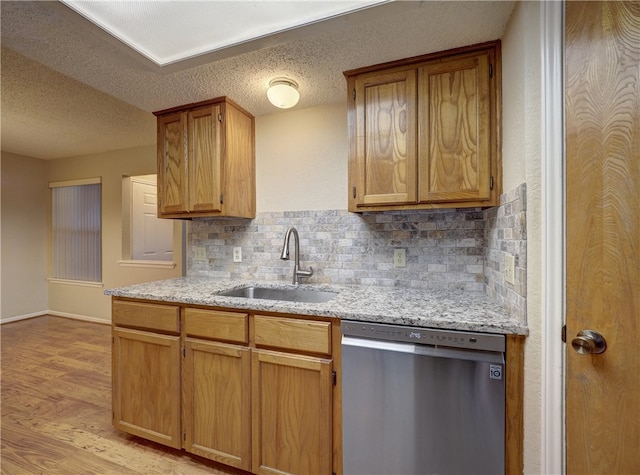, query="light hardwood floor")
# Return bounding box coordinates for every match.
[1,316,244,475]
